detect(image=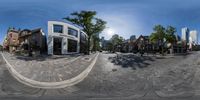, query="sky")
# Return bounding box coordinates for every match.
[1,0,200,44]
